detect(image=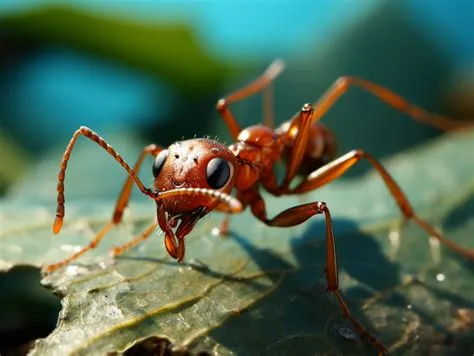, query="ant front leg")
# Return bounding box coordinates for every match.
[212,198,249,236]
[260,103,316,196]
[107,144,163,257]
[213,204,232,236]
[291,150,474,259]
[110,221,158,257]
[278,103,315,192]
[43,127,162,273]
[246,190,388,354]
[216,59,285,140]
